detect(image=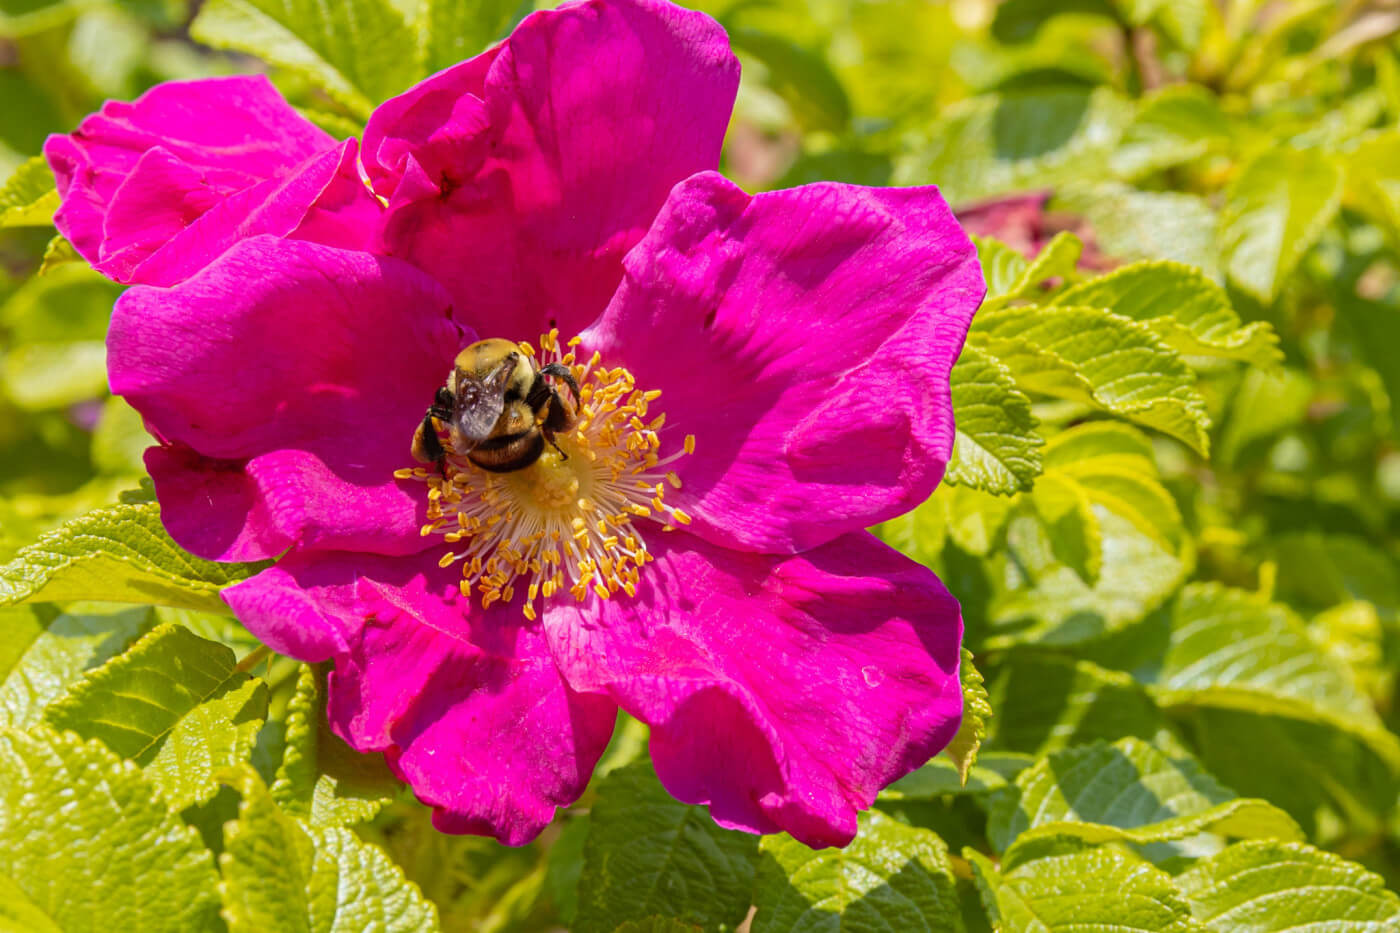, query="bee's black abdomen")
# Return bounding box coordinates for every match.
[469,431,546,473]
